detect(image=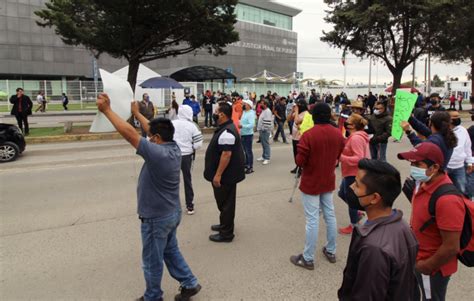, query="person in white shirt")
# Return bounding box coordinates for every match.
[172,105,203,215]
[257,100,273,165]
[447,110,473,195]
[35,91,45,113]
